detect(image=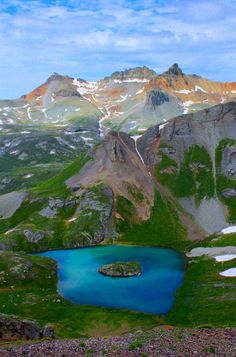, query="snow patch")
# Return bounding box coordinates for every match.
[175,89,191,94]
[27,107,32,120]
[215,254,236,262]
[135,89,144,95]
[23,174,34,179]
[131,135,145,165]
[195,85,207,93]
[221,226,236,234]
[113,78,149,84]
[81,136,94,142]
[73,79,98,95]
[219,268,236,277]
[183,100,194,107]
[116,95,128,103]
[68,217,77,223]
[159,122,168,130]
